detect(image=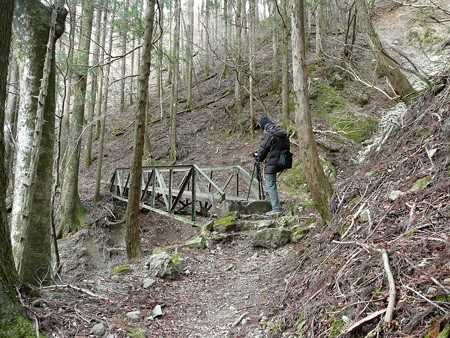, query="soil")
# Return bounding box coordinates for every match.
[20,1,449,337]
